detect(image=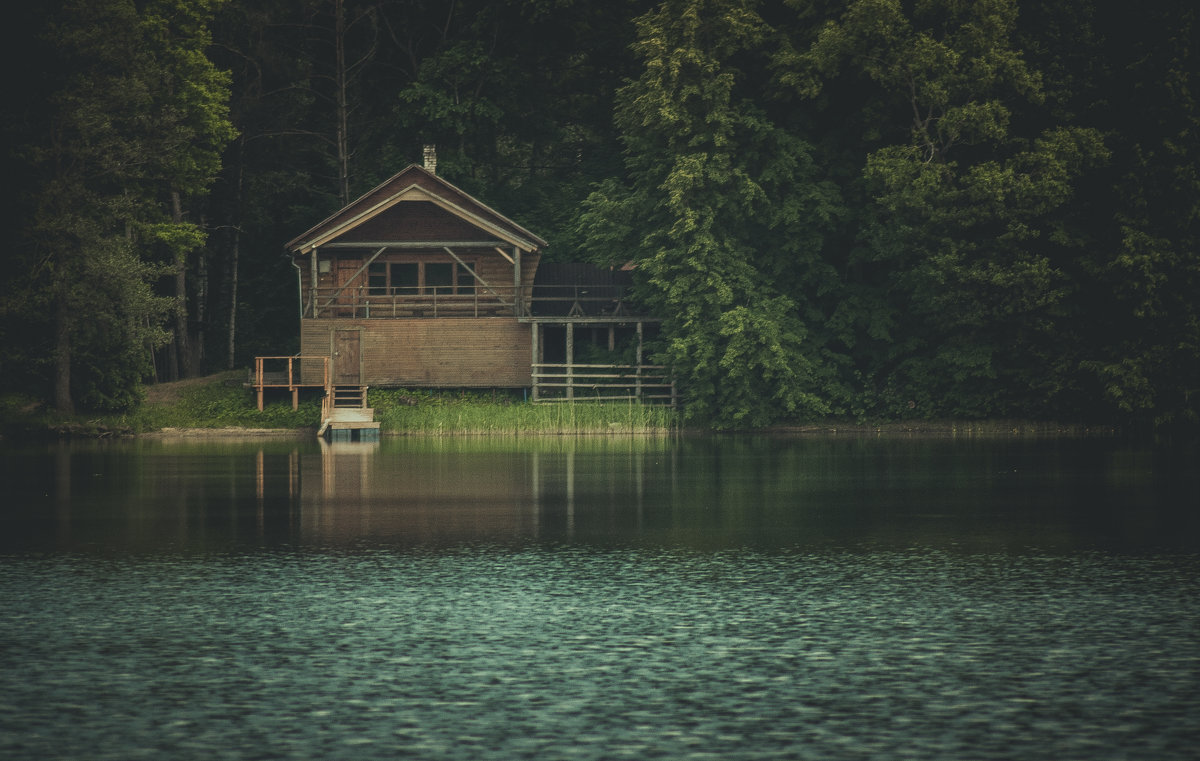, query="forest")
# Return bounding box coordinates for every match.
[3,0,1197,429]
